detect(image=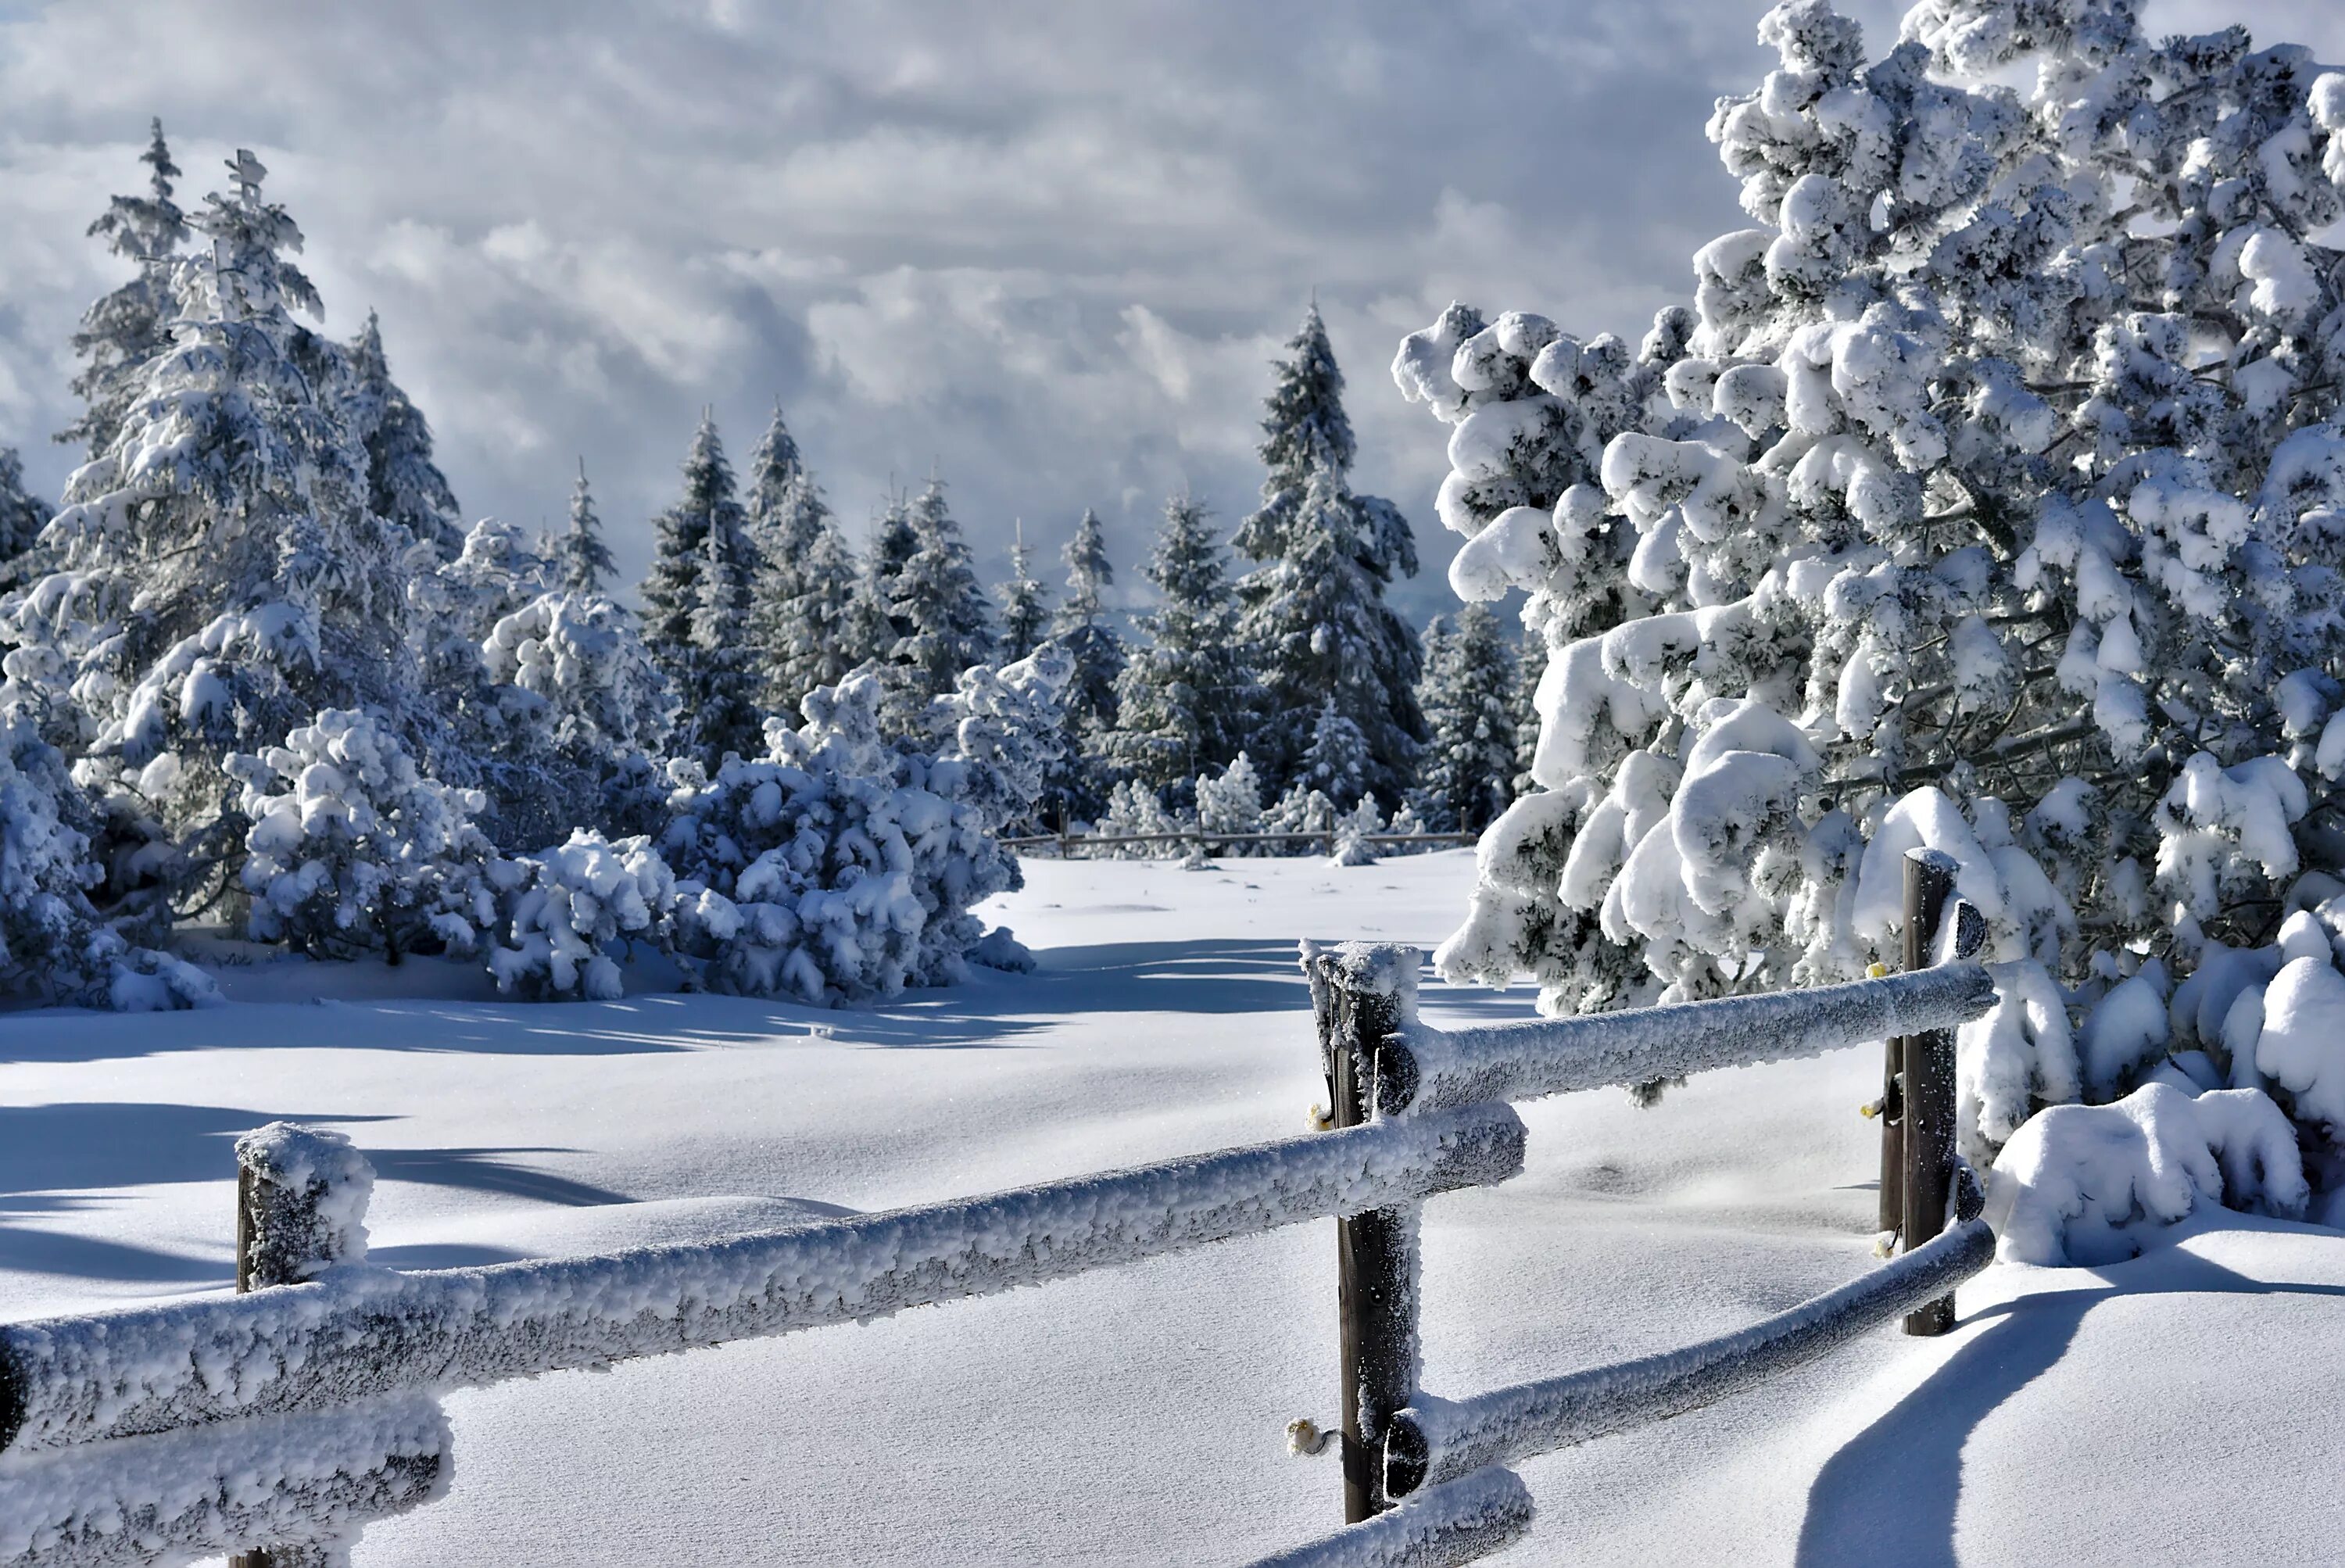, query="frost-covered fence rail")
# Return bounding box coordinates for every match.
[0,1109,1524,1459]
[1280,857,2000,1565]
[1001,829,1480,857]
